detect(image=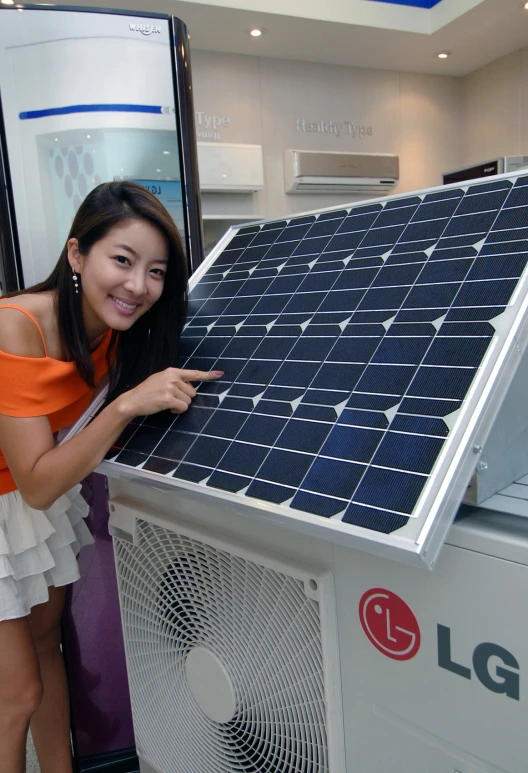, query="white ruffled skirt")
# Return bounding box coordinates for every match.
[0,484,94,621]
